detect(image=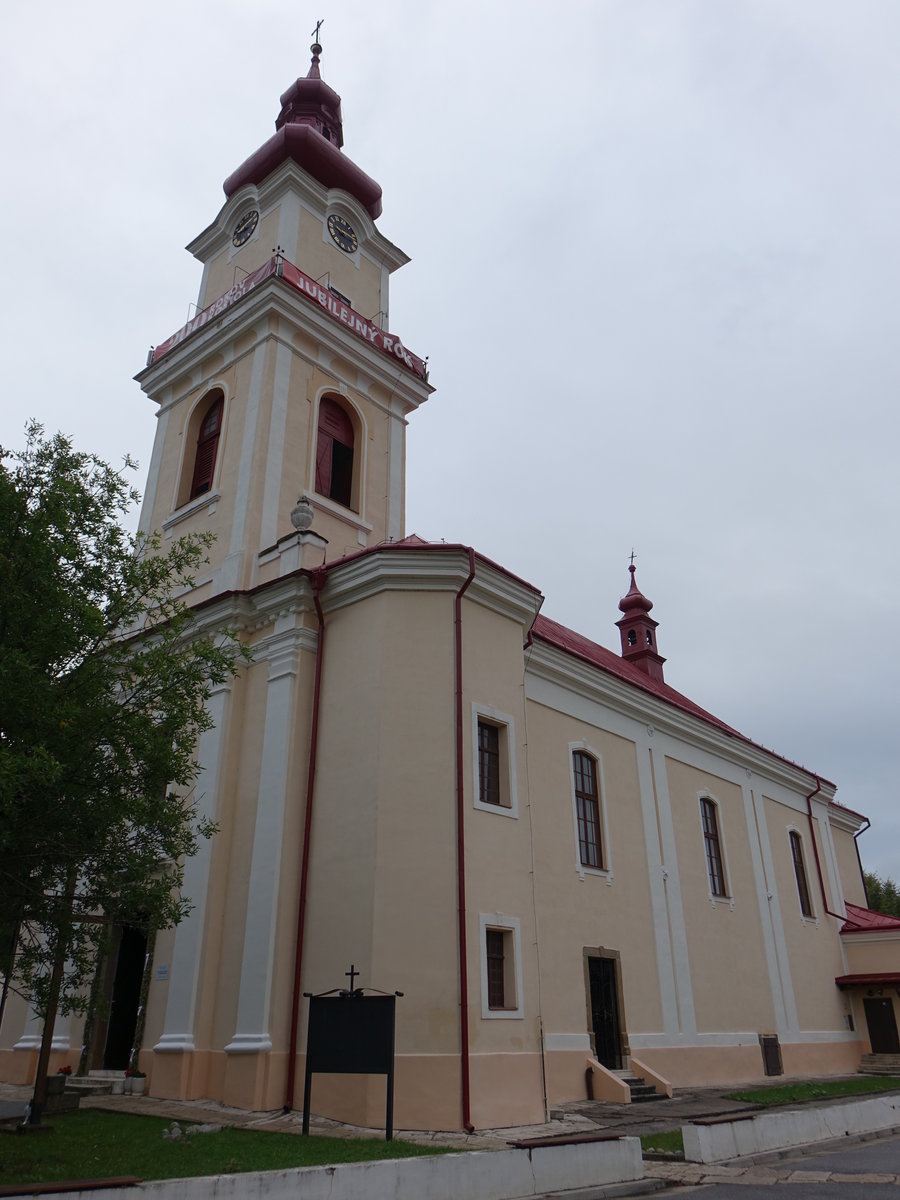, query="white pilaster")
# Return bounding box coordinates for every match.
[636,738,679,1038]
[650,741,697,1037]
[225,625,301,1053]
[275,192,302,265]
[217,341,267,593]
[259,343,293,550]
[749,786,798,1034]
[388,406,405,542]
[136,406,170,534]
[155,681,232,1053]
